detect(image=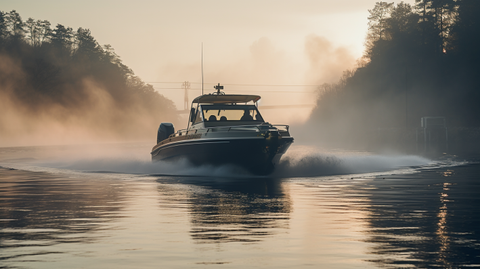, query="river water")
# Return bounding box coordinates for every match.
[0,143,479,268]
